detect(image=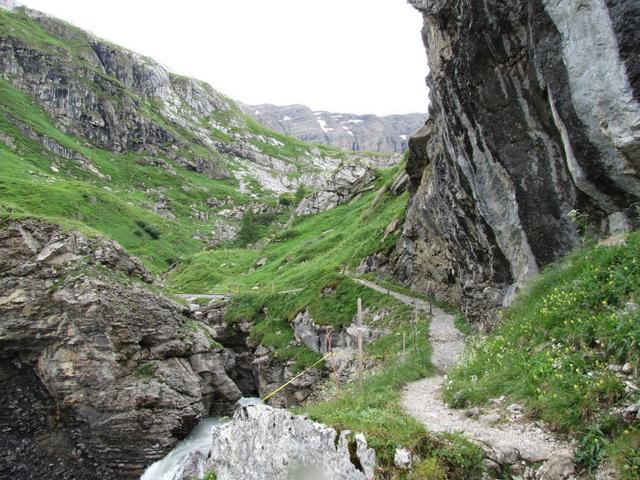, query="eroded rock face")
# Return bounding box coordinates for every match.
[292,308,387,381]
[295,163,377,216]
[397,0,640,323]
[243,103,426,153]
[201,300,324,407]
[206,404,375,480]
[0,219,241,479]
